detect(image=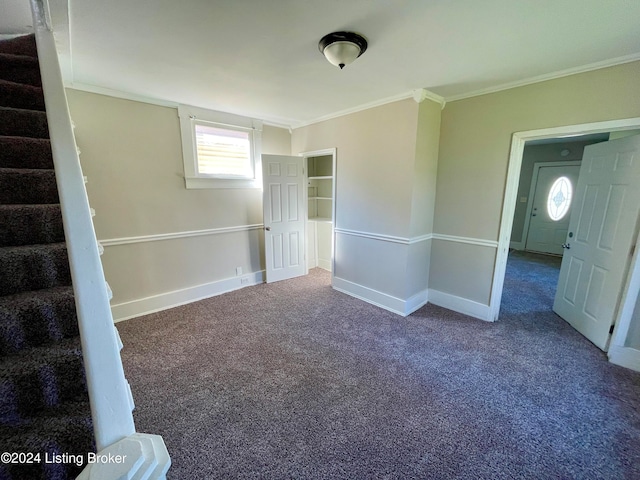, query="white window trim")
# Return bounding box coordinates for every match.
[178,104,263,189]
